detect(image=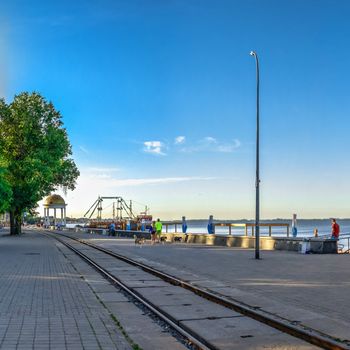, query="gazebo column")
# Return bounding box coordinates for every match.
[64,207,66,226]
[46,208,49,226]
[60,208,63,224]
